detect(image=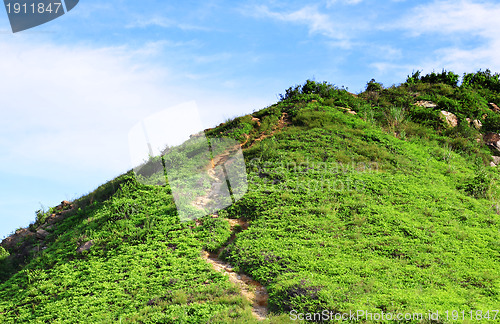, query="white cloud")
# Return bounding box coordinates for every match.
[0,37,266,183]
[0,33,272,239]
[398,0,500,37]
[253,5,348,42]
[0,39,180,177]
[375,0,500,76]
[422,40,500,75]
[327,0,363,6]
[126,16,212,31]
